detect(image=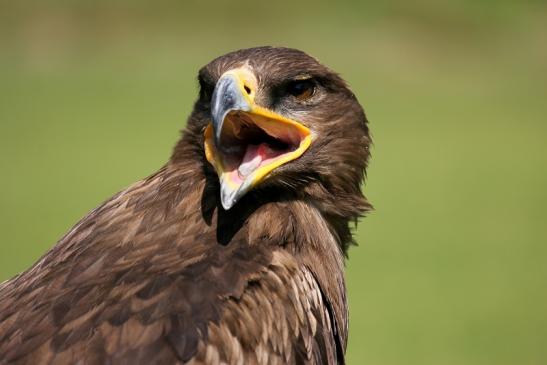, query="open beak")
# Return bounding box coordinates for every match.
[204,68,312,210]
